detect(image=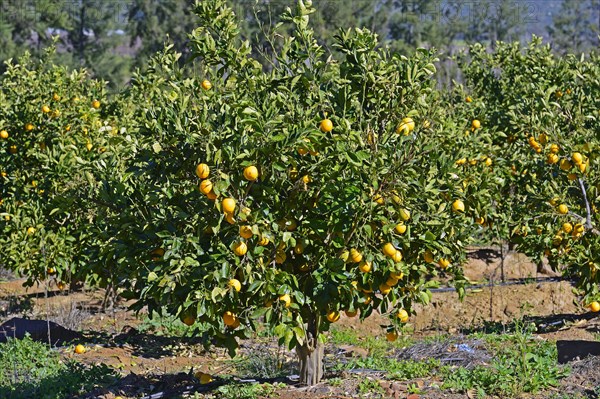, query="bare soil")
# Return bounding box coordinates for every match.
[1,249,599,399]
